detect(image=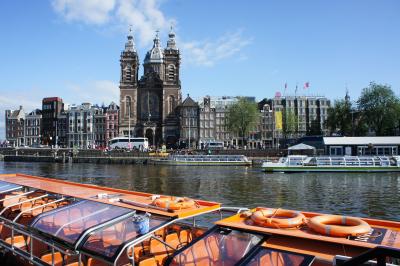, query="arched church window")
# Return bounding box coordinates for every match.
[168,96,175,114]
[125,96,132,116]
[168,64,175,81]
